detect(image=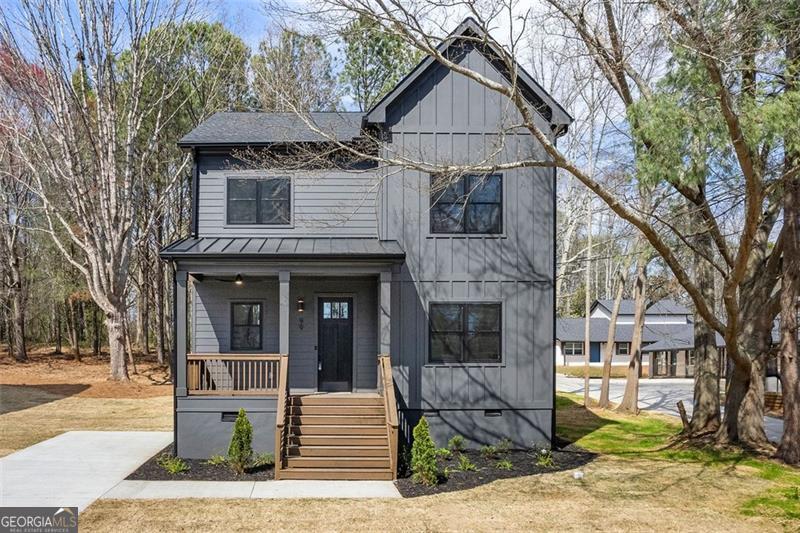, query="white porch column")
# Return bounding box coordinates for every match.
[175,270,188,397]
[379,270,391,354]
[279,271,290,355]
